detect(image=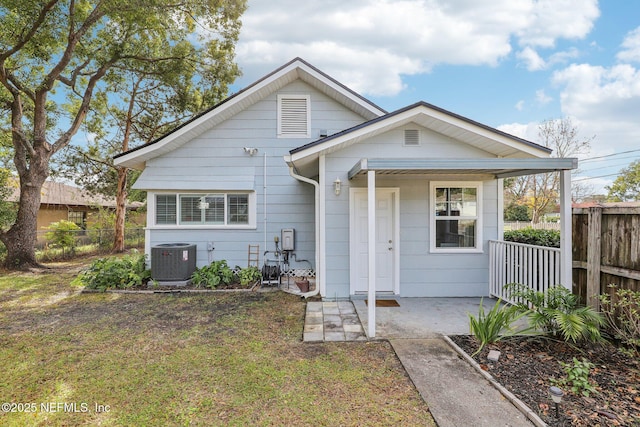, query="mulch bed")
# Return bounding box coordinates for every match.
[450,335,640,426]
